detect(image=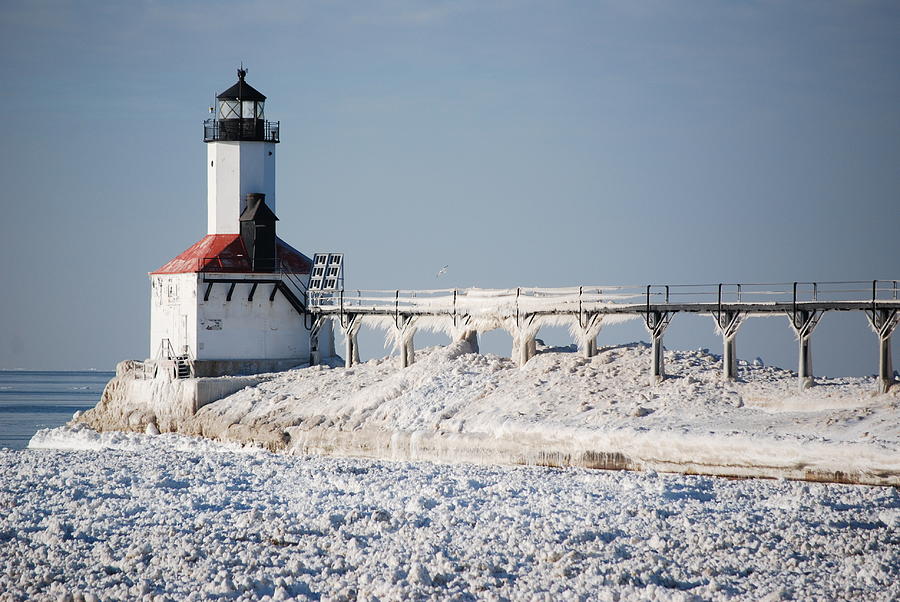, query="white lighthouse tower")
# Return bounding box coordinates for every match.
[206,68,277,234]
[149,68,333,378]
